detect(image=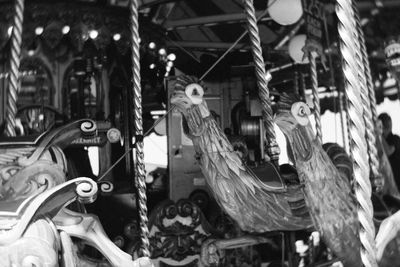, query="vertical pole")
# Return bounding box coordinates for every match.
[309,53,322,143]
[242,0,280,166]
[338,89,348,152]
[5,0,24,137]
[336,0,377,266]
[129,0,150,257]
[353,5,382,189]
